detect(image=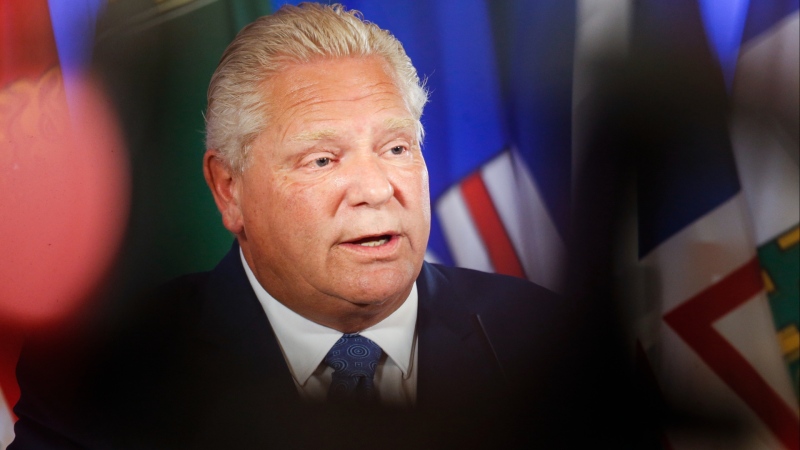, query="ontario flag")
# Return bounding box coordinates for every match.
[1,1,125,448]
